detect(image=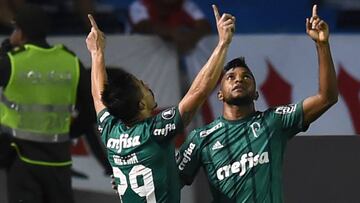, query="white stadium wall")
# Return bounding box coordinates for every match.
[0,34,359,203]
